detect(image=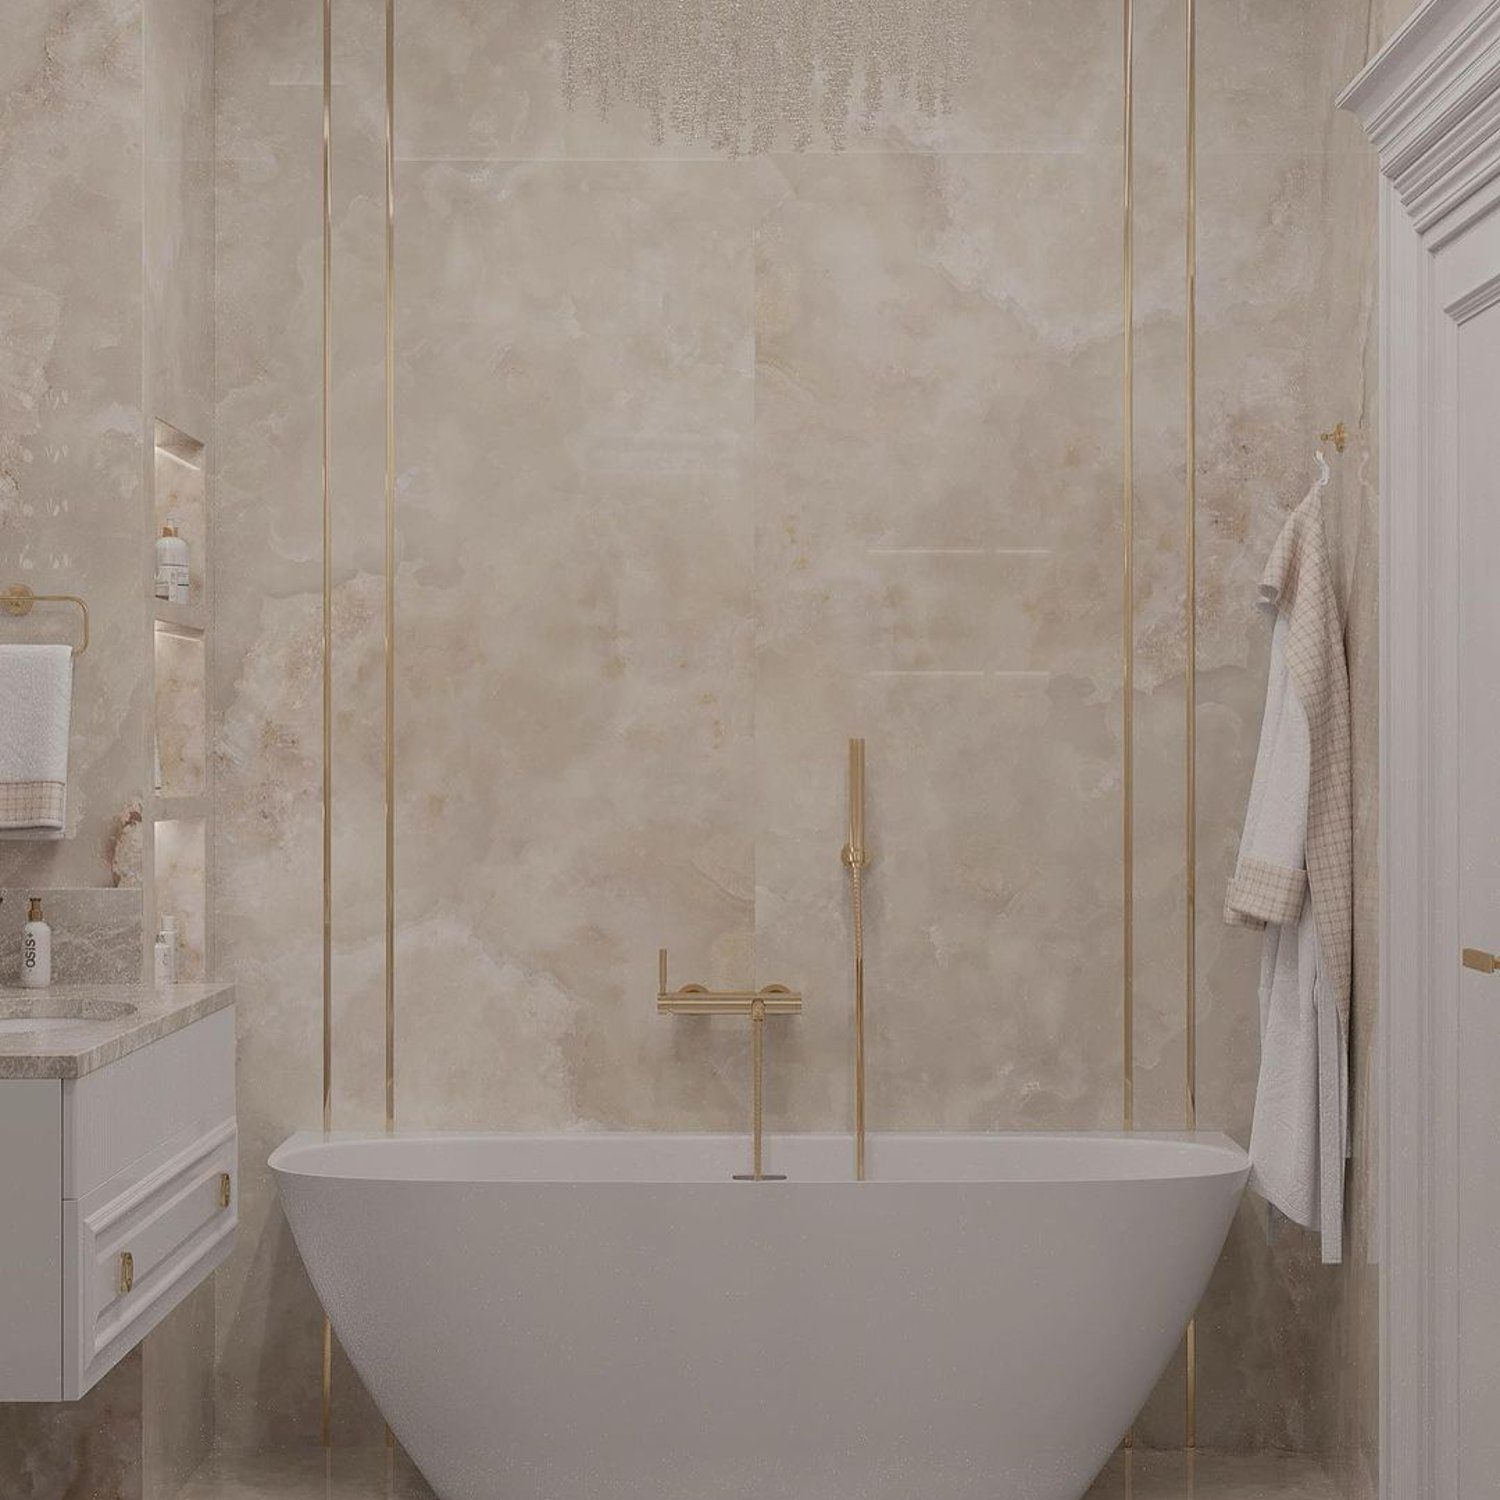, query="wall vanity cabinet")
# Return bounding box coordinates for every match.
[0,985,235,1401]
